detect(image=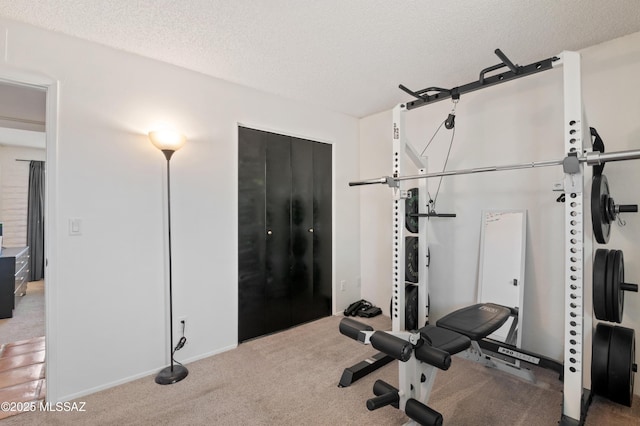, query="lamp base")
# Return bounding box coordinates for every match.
[155,364,189,385]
